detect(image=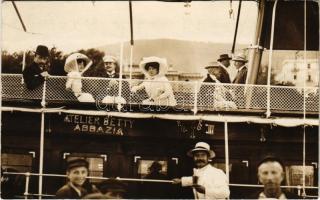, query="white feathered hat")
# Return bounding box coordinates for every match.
[64,53,91,73]
[139,56,168,77]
